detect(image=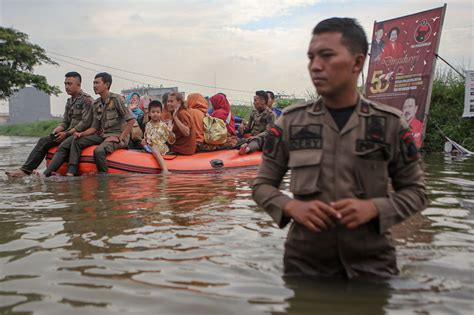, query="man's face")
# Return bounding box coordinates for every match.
[267,93,274,108]
[375,29,383,41]
[64,76,81,96]
[93,77,108,95]
[402,98,418,122]
[307,32,363,98]
[253,95,267,111]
